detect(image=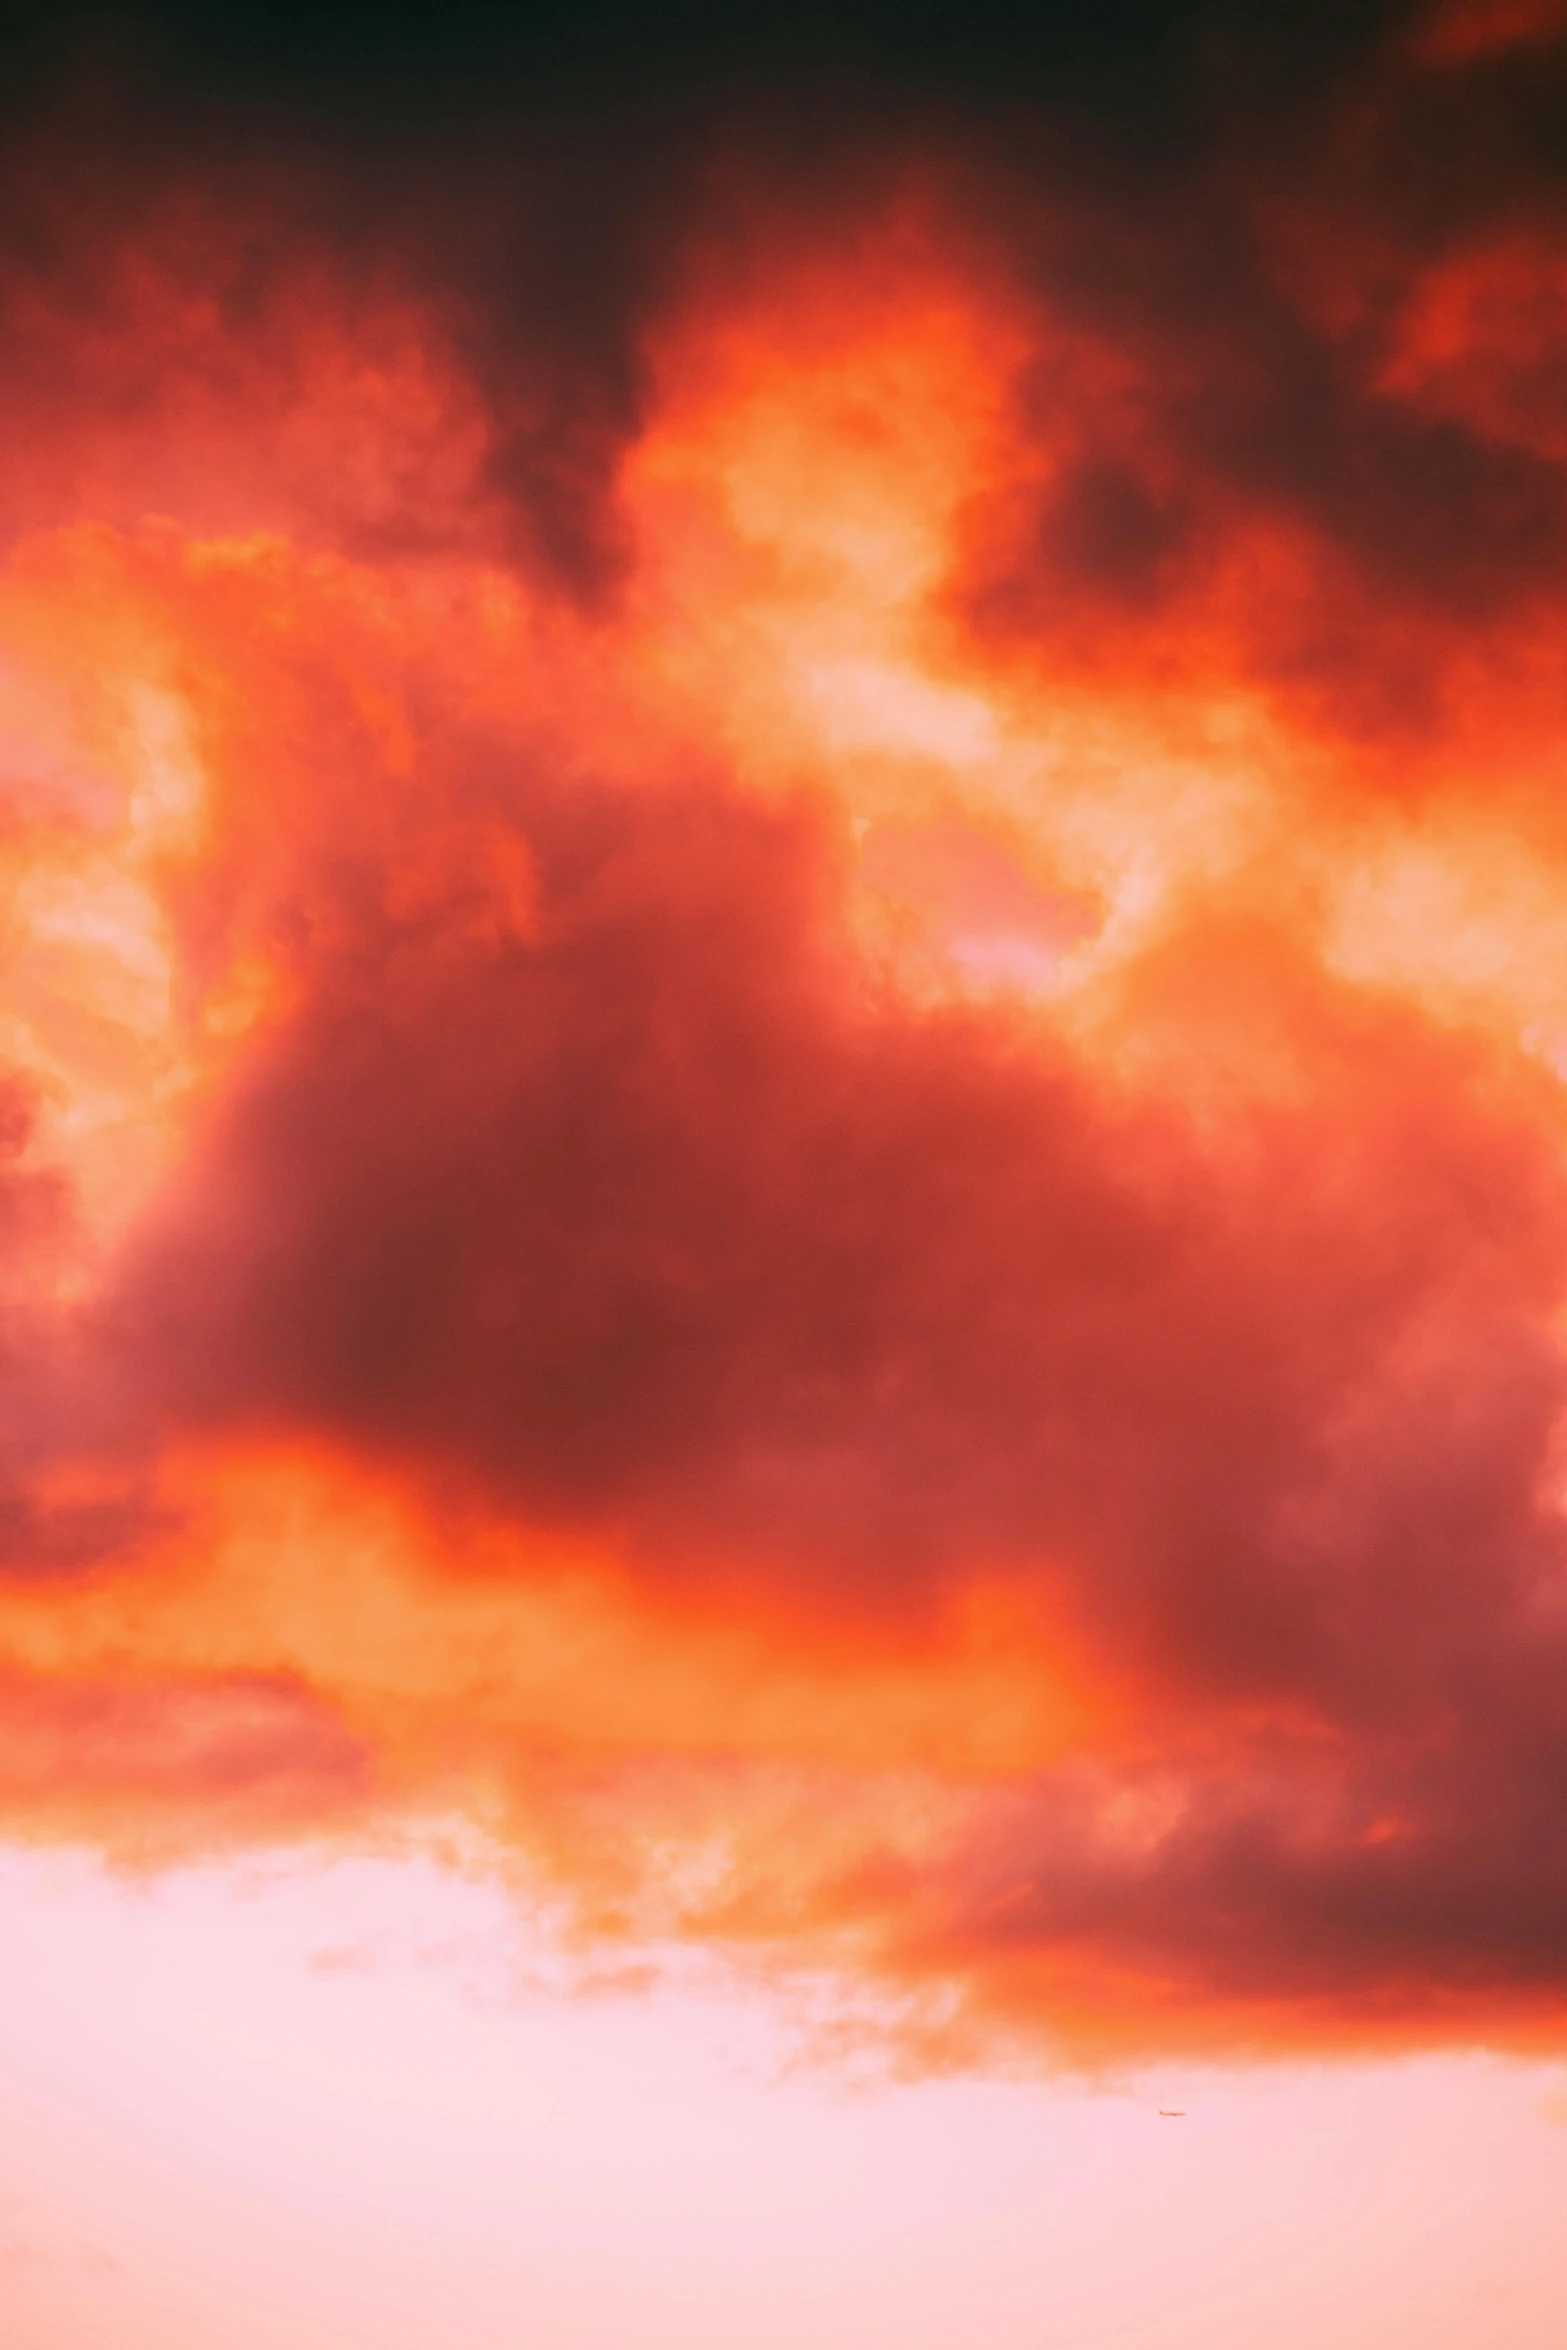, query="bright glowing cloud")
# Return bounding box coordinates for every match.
[5,0,1567,2146]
